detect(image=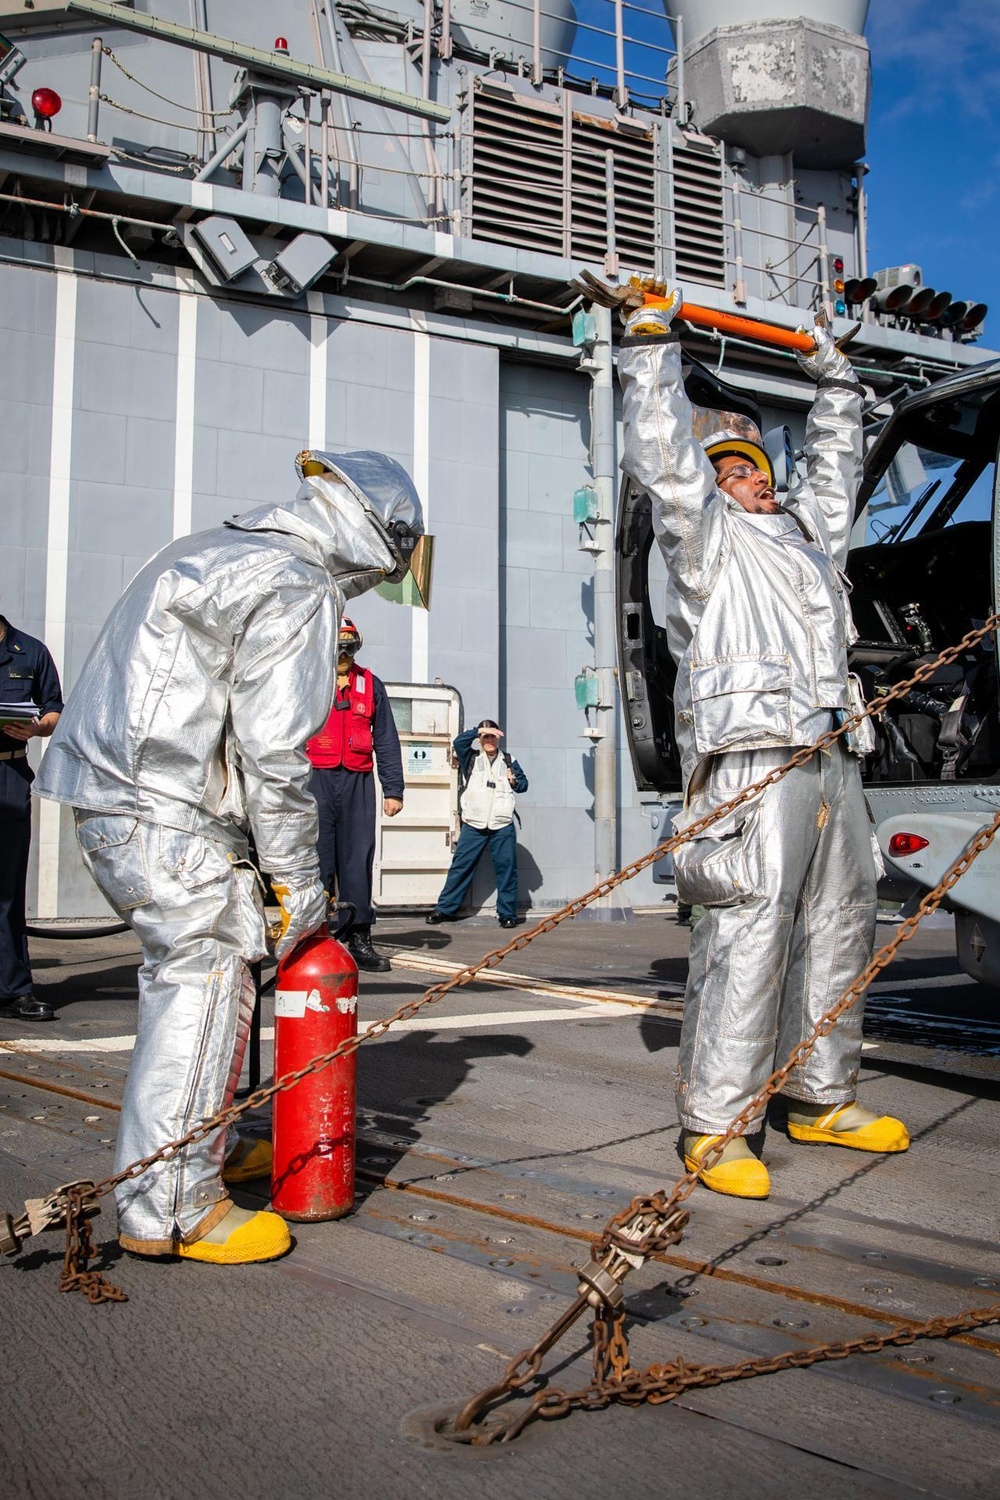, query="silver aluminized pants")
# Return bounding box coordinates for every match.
[673,743,877,1136]
[75,813,267,1250]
